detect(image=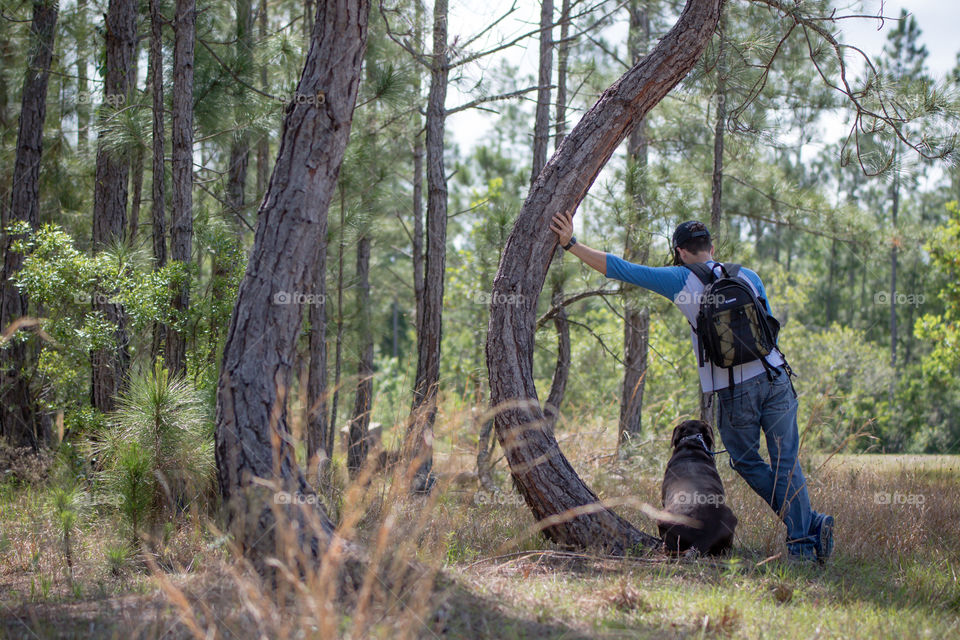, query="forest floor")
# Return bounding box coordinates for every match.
[2,423,959,639]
